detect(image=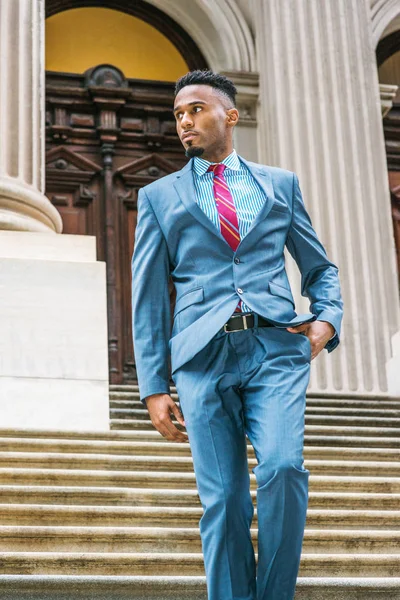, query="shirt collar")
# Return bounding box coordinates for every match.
[193,149,240,176]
